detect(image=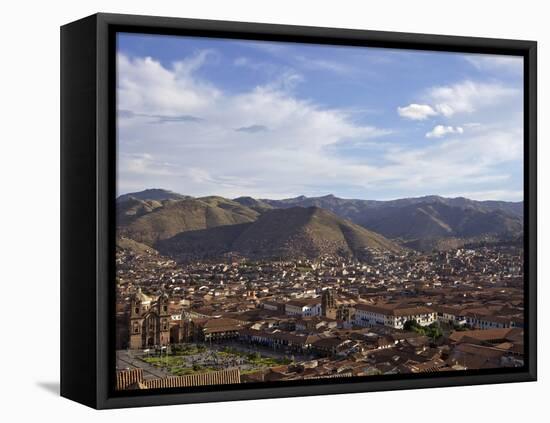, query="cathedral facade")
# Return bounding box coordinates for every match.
[128,289,171,349]
[322,289,355,327]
